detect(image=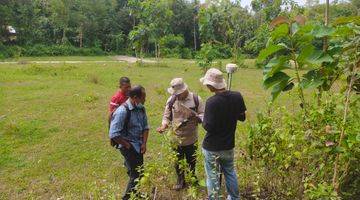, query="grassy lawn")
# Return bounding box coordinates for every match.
[0,58,303,199]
